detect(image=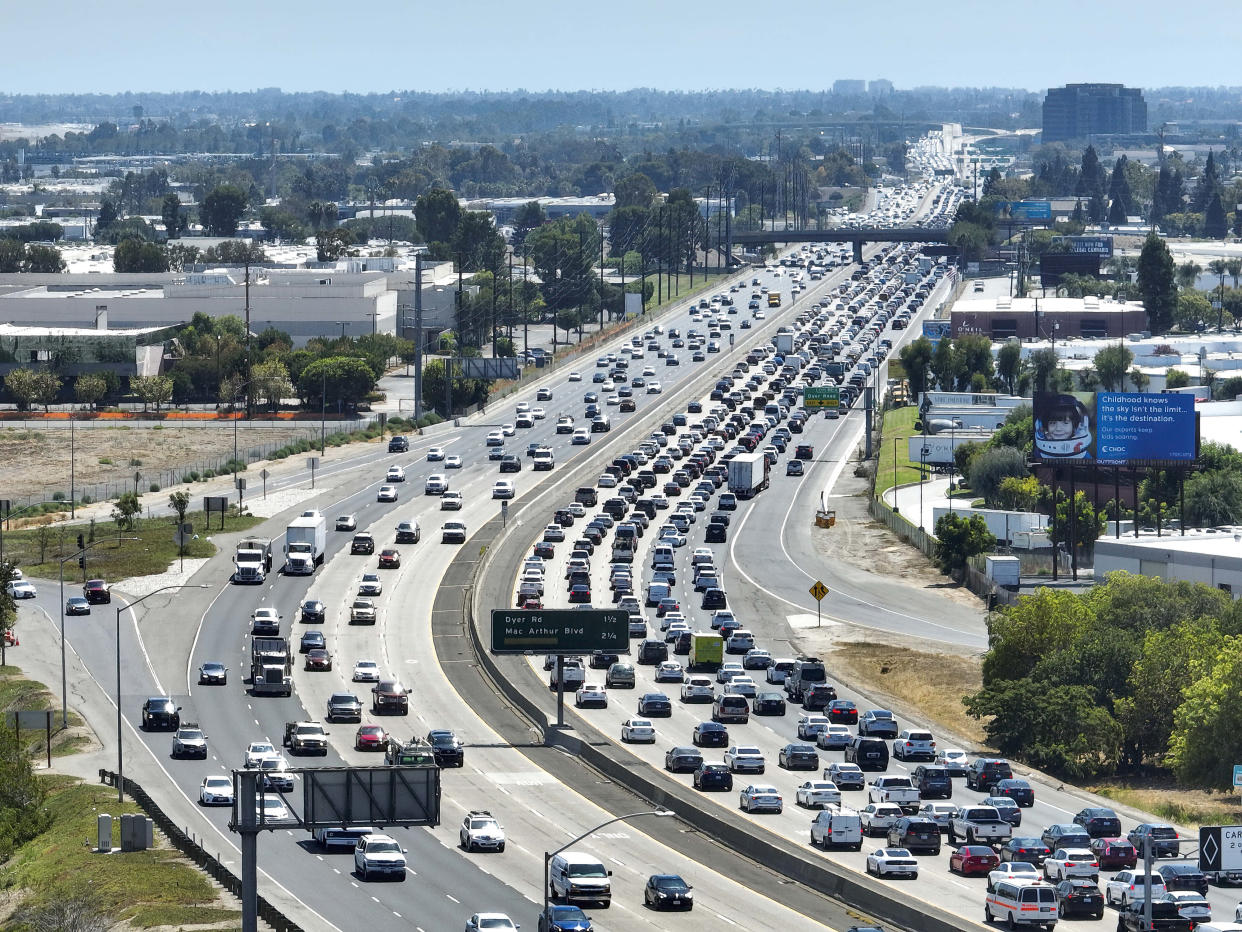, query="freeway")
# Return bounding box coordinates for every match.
[27,233,874,931]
